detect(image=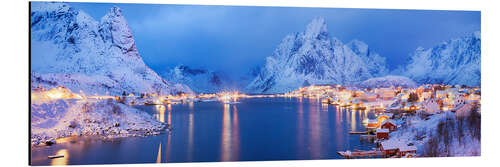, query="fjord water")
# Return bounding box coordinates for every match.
[31,97,377,165]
